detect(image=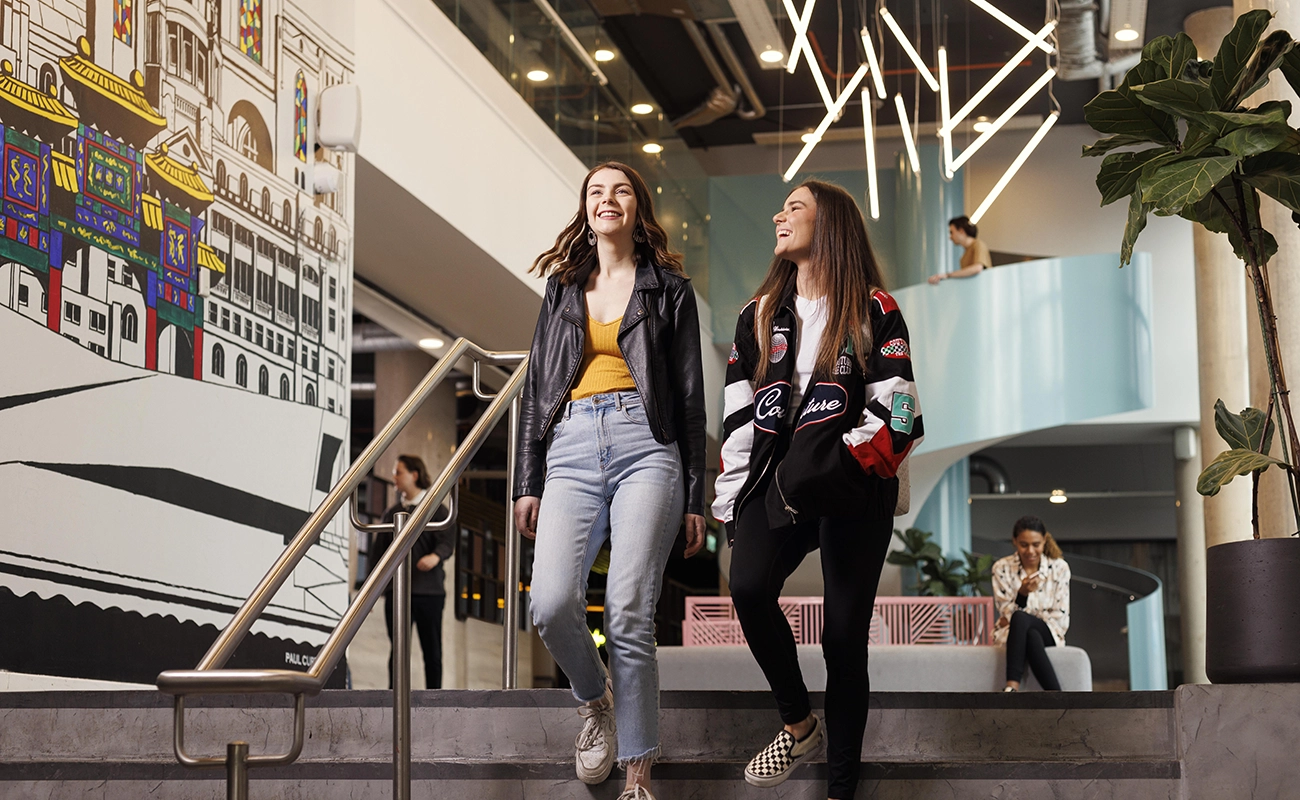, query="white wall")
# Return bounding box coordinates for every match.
[967,123,1199,427]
